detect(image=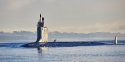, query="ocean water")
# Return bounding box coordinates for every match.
[0,41,125,62]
